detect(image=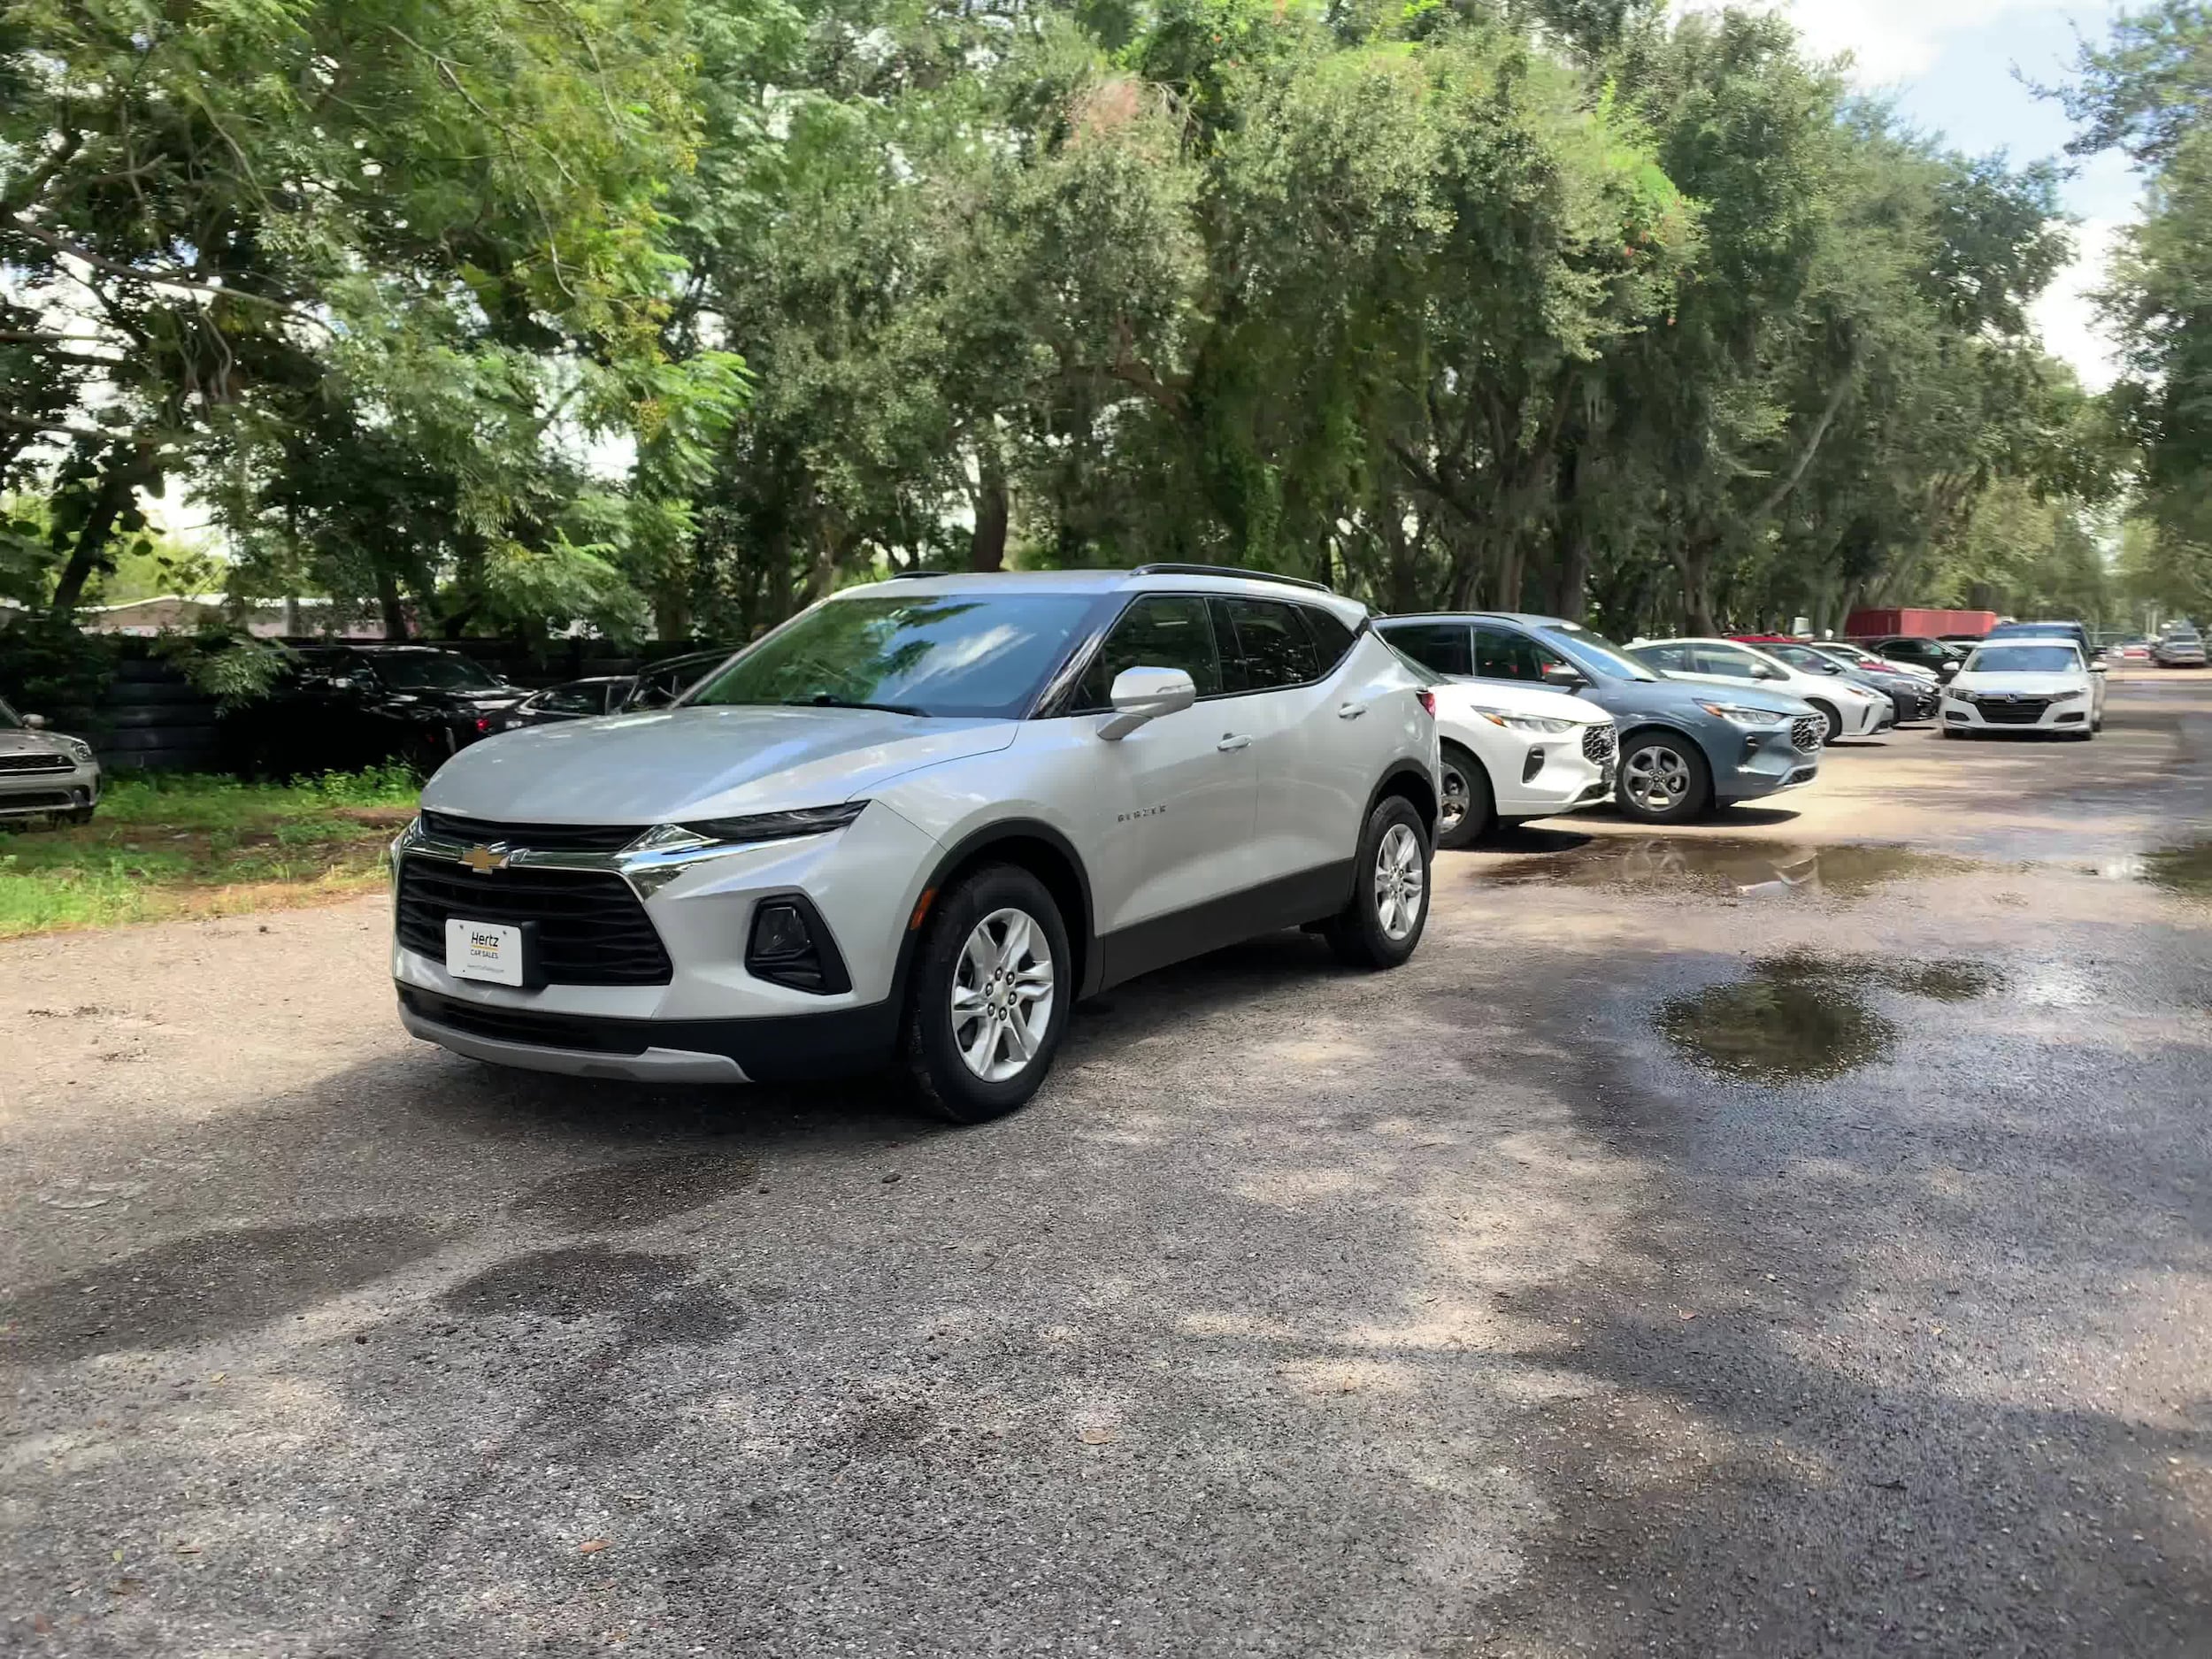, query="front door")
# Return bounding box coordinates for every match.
[1073,594,1258,937]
